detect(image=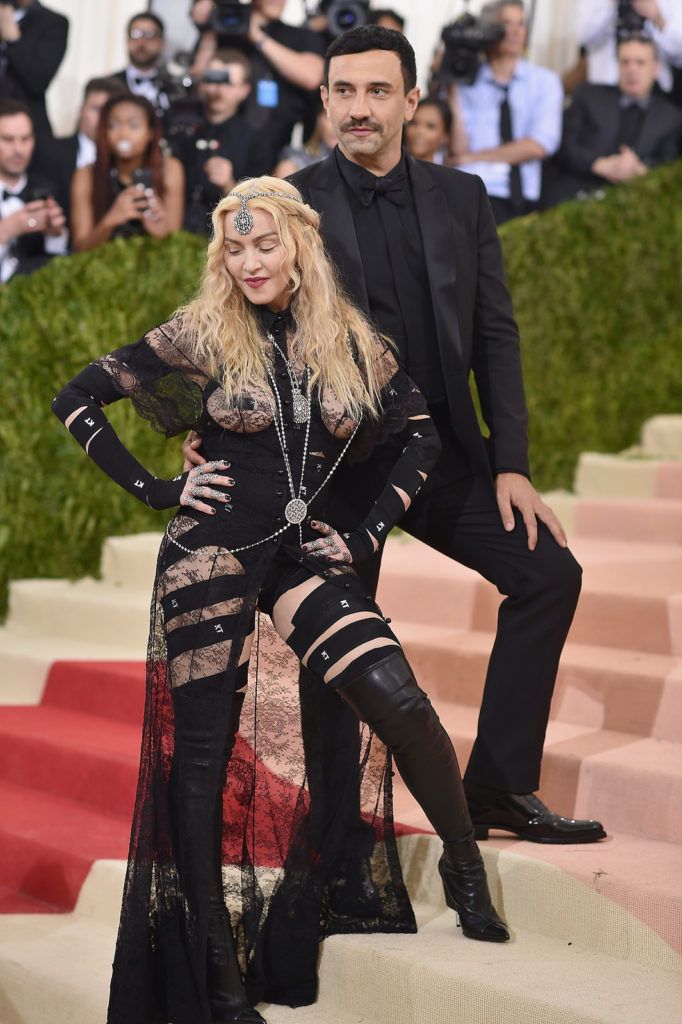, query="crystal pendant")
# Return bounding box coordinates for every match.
[292,390,310,424]
[285,498,308,525]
